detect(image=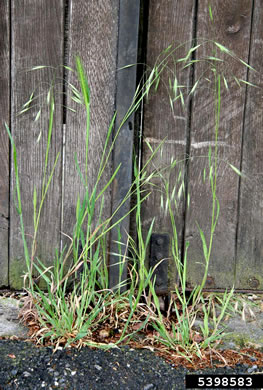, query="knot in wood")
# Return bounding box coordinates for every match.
[226,21,241,34]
